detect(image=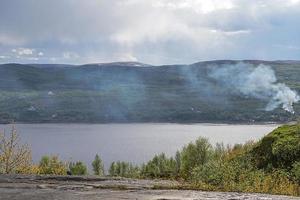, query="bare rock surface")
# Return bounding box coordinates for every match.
[0,175,299,200]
